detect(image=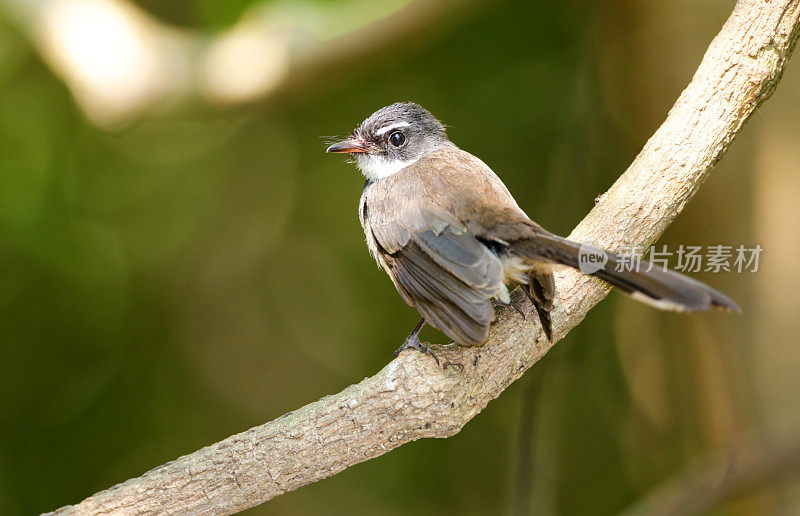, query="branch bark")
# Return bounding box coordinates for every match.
[49,0,800,514]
